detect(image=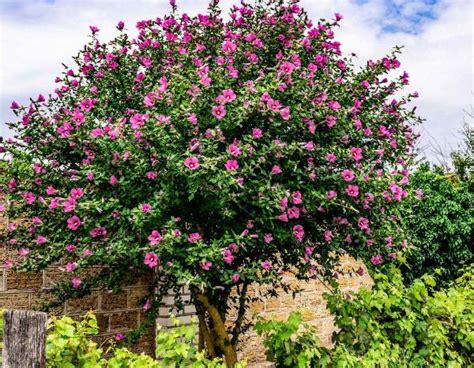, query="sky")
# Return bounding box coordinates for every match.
[0,0,472,162]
